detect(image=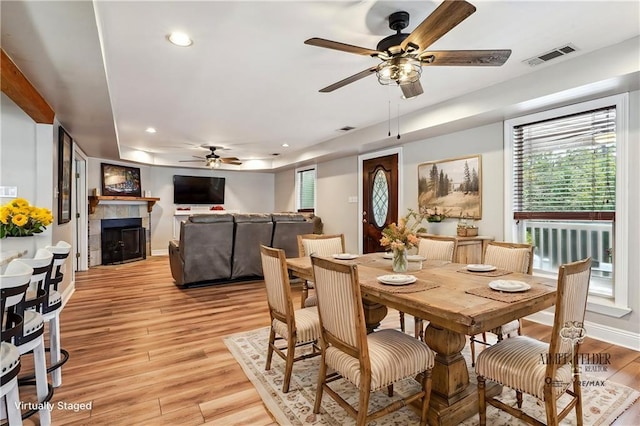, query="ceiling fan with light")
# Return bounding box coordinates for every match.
[179,146,242,168]
[305,0,511,98]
